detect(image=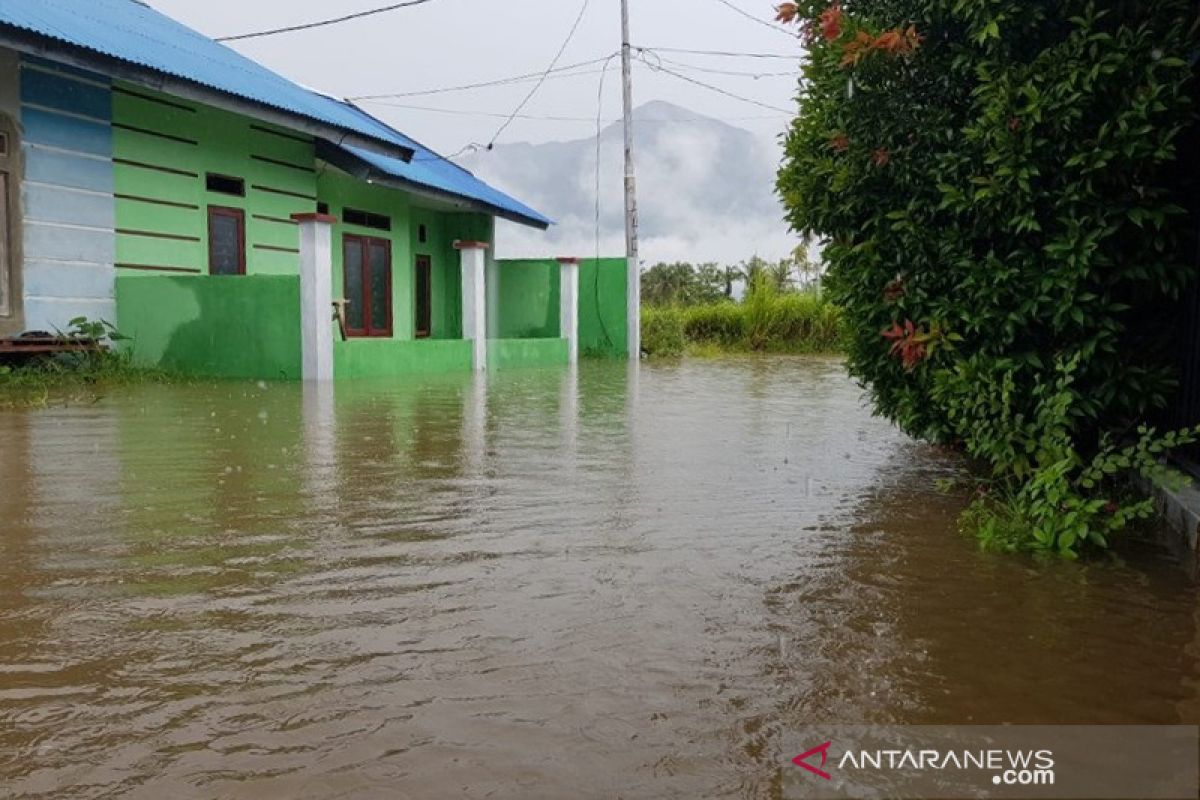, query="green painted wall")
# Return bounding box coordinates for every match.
[335,339,473,378]
[495,257,628,357]
[579,258,629,358]
[317,171,488,344]
[488,338,569,370]
[112,83,316,276]
[496,259,558,338]
[116,275,301,379]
